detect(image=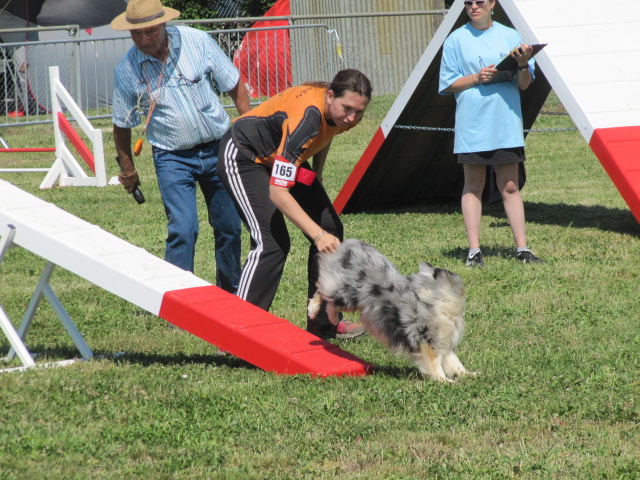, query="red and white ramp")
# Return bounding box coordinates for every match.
[0,179,372,376]
[503,0,640,223]
[336,0,640,223]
